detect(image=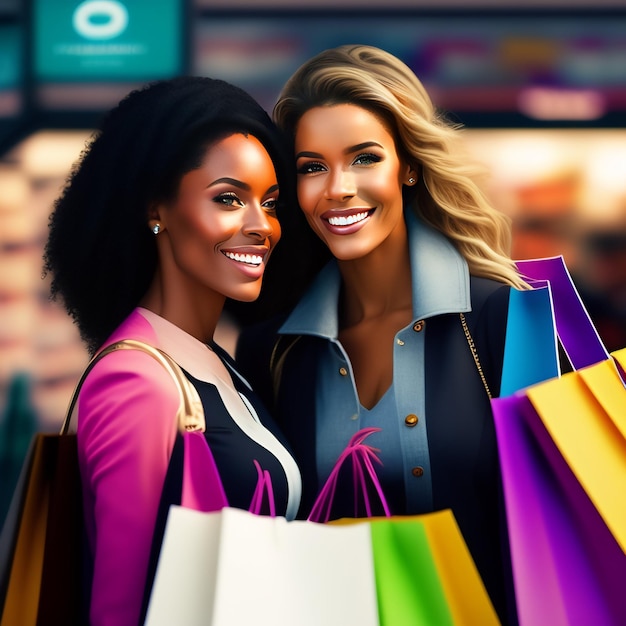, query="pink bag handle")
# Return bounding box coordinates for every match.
[308,427,391,523]
[181,431,229,512]
[249,459,276,517]
[182,434,277,517]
